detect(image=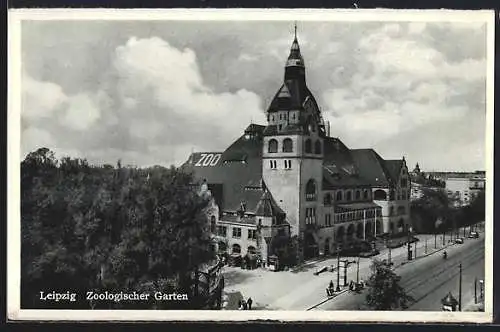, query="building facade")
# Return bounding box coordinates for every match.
[446,176,485,206]
[183,30,411,265]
